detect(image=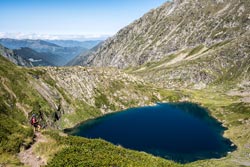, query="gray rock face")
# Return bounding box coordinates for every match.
[0,44,32,67]
[71,0,250,69]
[44,66,155,112]
[28,66,168,128]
